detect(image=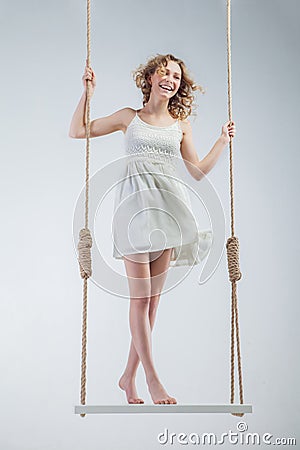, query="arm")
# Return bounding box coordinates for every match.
[69,97,131,139]
[68,64,131,139]
[68,90,89,138]
[180,119,235,180]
